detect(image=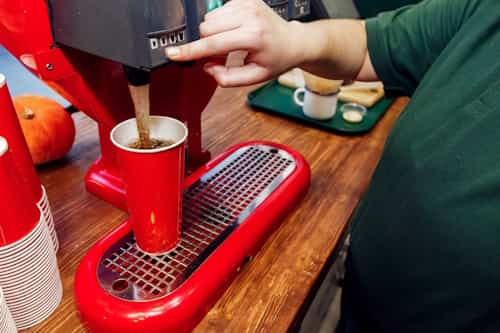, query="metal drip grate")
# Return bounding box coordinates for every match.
[98,144,296,301]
